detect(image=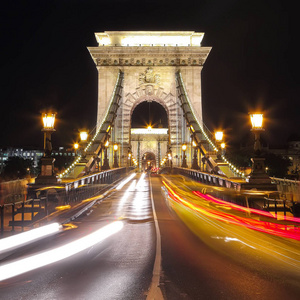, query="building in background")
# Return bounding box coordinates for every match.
[0,147,76,174]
